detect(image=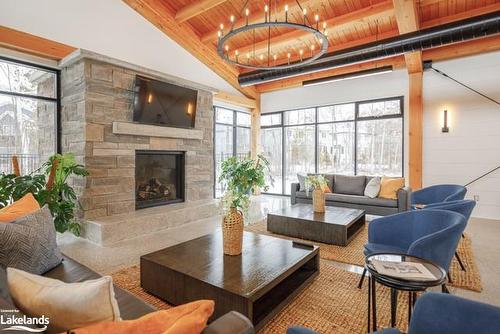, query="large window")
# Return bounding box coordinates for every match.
[260,97,403,195]
[214,106,251,197]
[0,58,59,175]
